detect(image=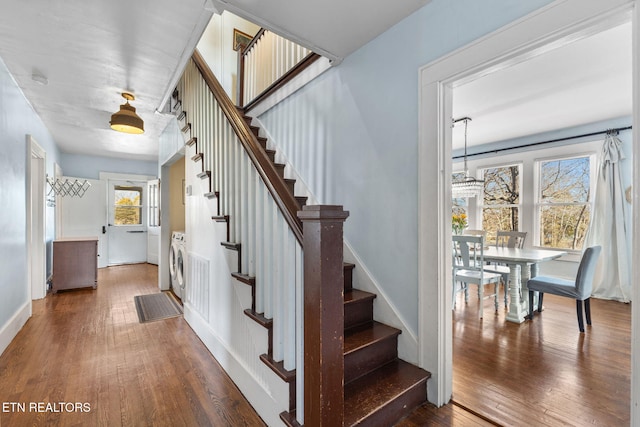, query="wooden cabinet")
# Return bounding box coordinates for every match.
[52,237,98,293]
